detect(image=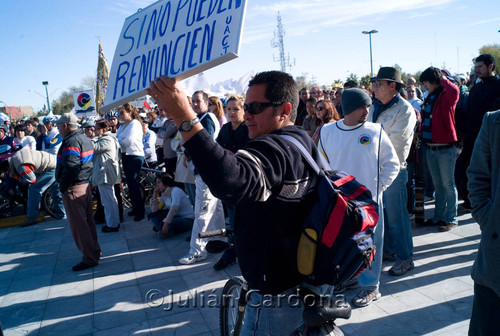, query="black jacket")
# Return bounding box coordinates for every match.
[216,121,250,154]
[467,76,500,141]
[184,126,321,294]
[55,128,94,193]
